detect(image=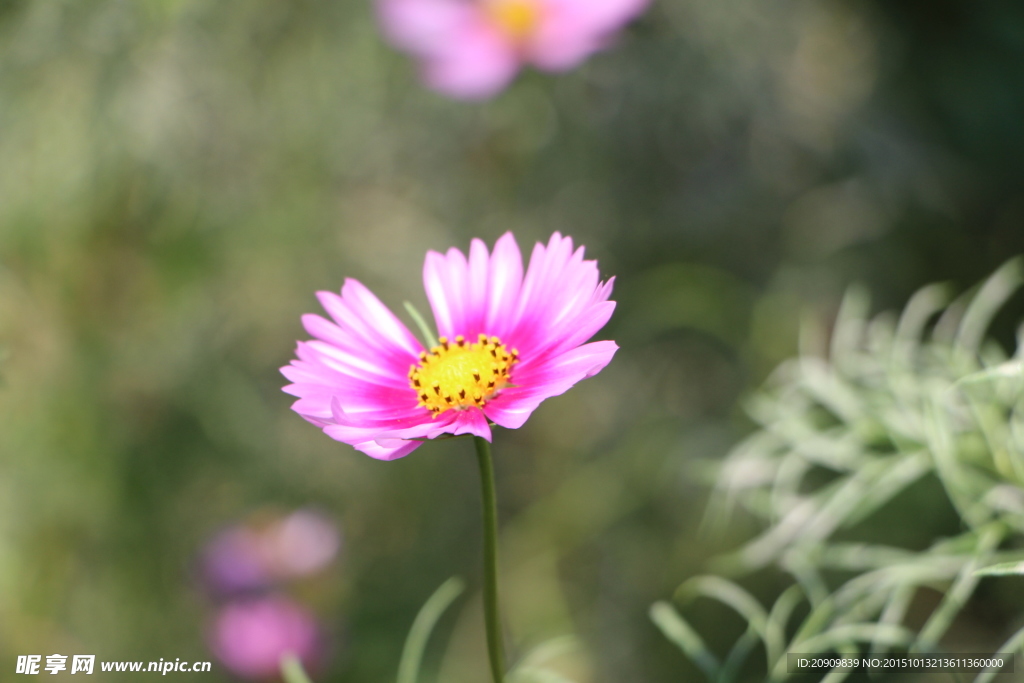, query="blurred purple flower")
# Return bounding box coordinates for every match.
[377,0,649,99]
[203,526,270,595]
[202,510,341,595]
[210,596,322,680]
